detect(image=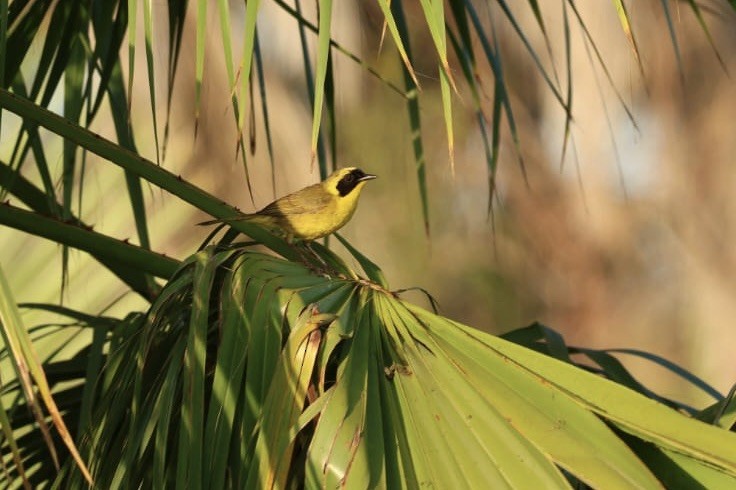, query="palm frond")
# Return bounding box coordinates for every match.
[43,244,736,488]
